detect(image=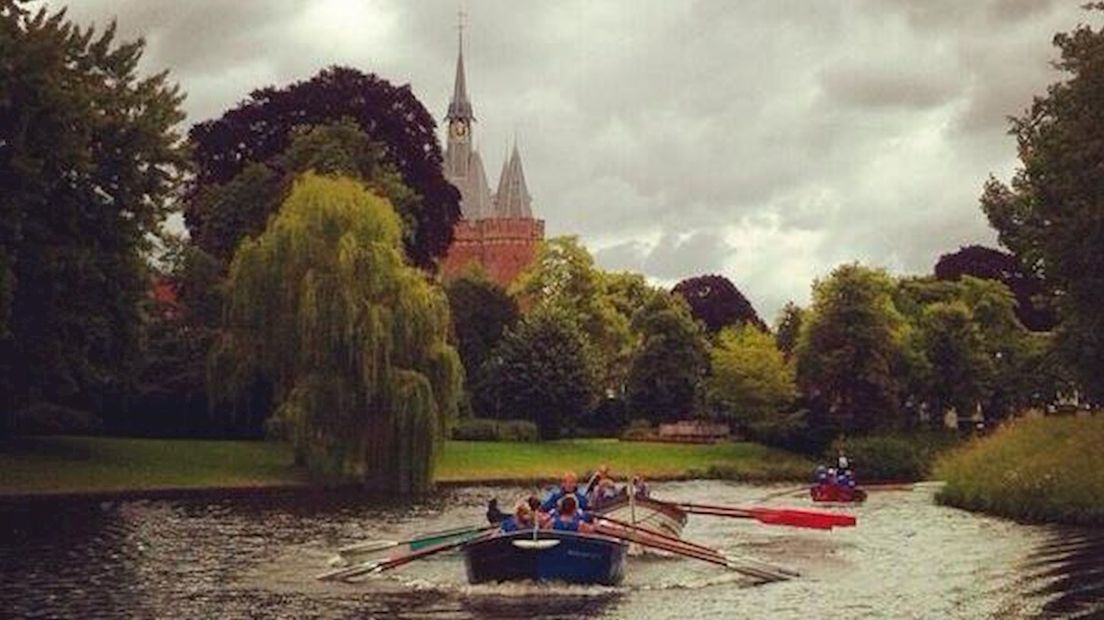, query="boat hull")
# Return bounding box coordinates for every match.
[810,484,867,503]
[463,530,627,586]
[595,496,688,538]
